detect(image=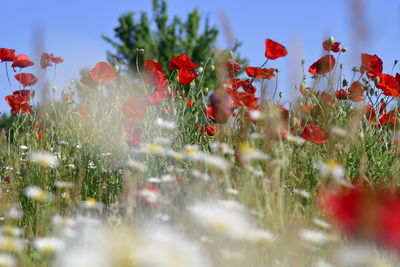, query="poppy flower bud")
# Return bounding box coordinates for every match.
[275,68,280,73]
[341,47,347,52]
[301,59,306,65]
[369,88,374,96]
[374,76,380,85]
[329,36,334,44]
[295,84,299,90]
[352,67,359,72]
[395,60,399,66]
[340,64,343,69]
[52,86,57,93]
[279,92,283,98]
[136,48,144,54]
[229,51,234,59]
[198,67,204,73]
[204,87,209,93]
[300,83,306,91]
[210,64,215,71]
